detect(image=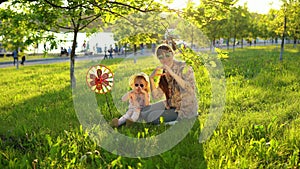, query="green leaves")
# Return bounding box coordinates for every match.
[111,11,165,45]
